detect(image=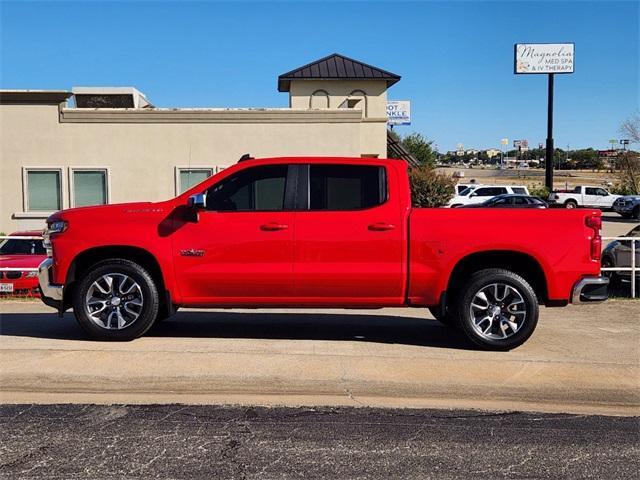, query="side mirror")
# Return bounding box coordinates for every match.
[469,192,477,197]
[188,193,206,210]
